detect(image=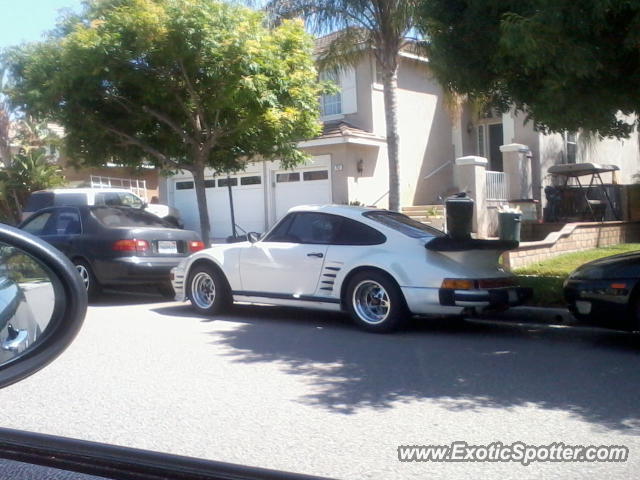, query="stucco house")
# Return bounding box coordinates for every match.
[159,39,640,240]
